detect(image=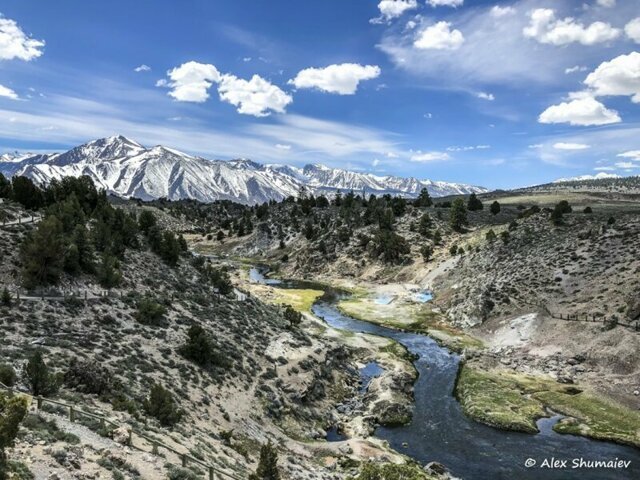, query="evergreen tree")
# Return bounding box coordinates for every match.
[0,173,11,199]
[467,193,484,211]
[283,305,302,328]
[20,216,66,288]
[63,243,81,274]
[160,231,181,266]
[24,350,58,397]
[449,199,468,232]
[249,441,280,480]
[138,210,157,234]
[418,213,432,236]
[0,393,28,480]
[420,244,433,262]
[371,230,410,263]
[0,288,11,307]
[217,230,225,241]
[485,229,497,243]
[378,208,395,231]
[147,225,163,252]
[179,324,228,369]
[143,384,182,427]
[72,224,94,273]
[415,188,433,208]
[97,253,122,288]
[490,201,501,215]
[304,220,315,240]
[11,176,43,210]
